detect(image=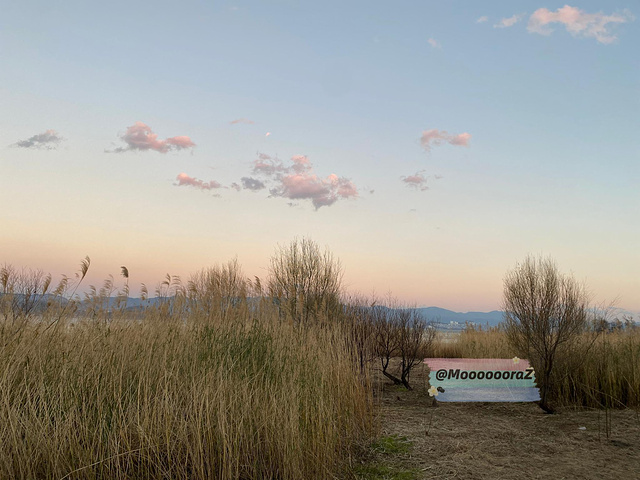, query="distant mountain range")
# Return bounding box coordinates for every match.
[416,306,640,329]
[2,293,636,328]
[416,307,505,328]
